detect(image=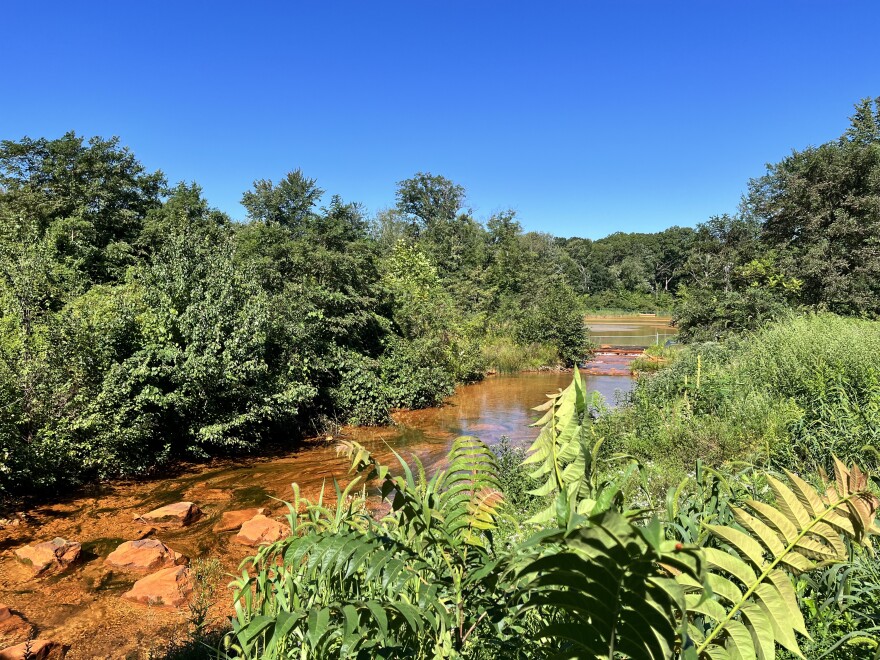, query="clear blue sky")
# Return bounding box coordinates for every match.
[3,1,878,239]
